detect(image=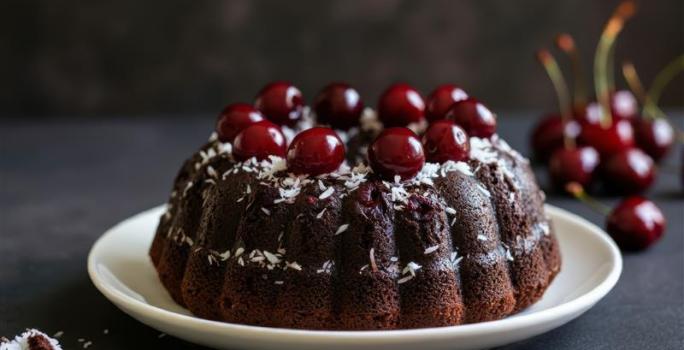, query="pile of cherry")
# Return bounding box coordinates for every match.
[216,80,491,181]
[530,1,680,251]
